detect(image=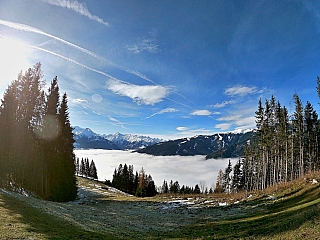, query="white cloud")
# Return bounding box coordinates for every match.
[145,107,178,119]
[43,0,110,26]
[106,79,170,105]
[177,126,189,131]
[71,98,88,103]
[213,100,237,108]
[225,85,257,97]
[191,110,212,116]
[215,123,232,131]
[127,29,160,54]
[215,110,256,131]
